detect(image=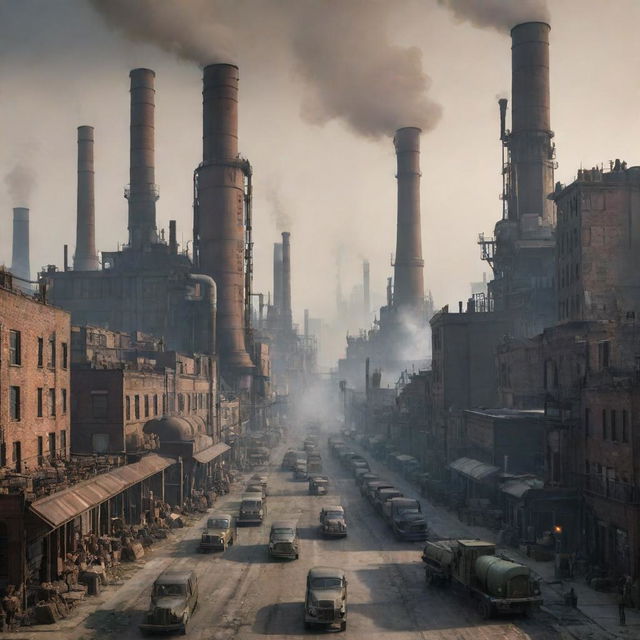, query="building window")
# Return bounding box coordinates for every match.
[37,388,43,417]
[91,392,108,418]
[153,394,159,416]
[49,388,56,417]
[598,341,610,369]
[37,337,44,367]
[611,410,618,441]
[144,395,149,418]
[9,330,21,365]
[62,342,68,369]
[178,393,184,412]
[0,443,5,468]
[48,337,56,368]
[134,395,140,419]
[622,410,629,443]
[37,436,44,466]
[602,409,607,440]
[62,388,67,414]
[585,407,590,438]
[10,386,20,421]
[12,441,21,473]
[48,433,56,459]
[162,394,167,414]
[60,430,67,455]
[126,396,131,420]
